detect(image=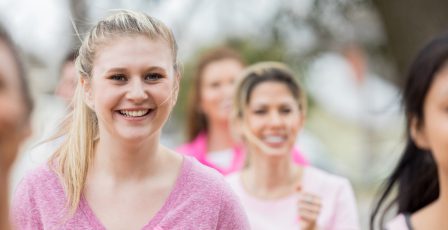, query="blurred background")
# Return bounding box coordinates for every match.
[2,0,448,228]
